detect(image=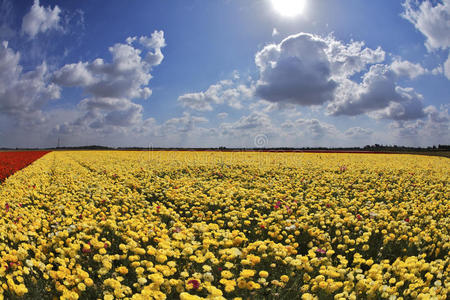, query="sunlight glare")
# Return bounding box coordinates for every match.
[271,0,306,18]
